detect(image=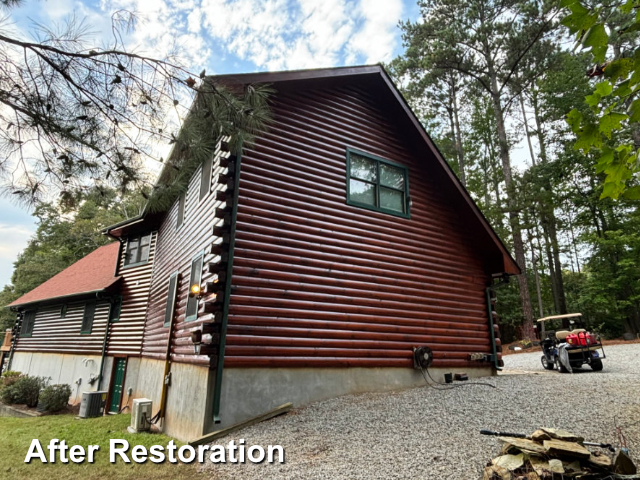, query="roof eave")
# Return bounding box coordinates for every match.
[7,277,122,309]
